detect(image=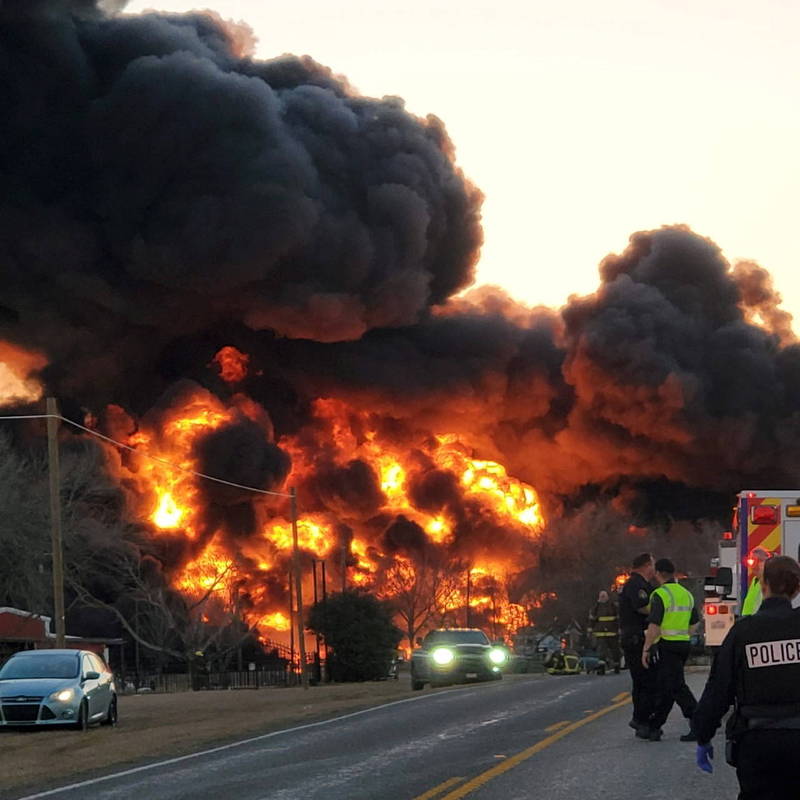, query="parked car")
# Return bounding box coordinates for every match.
[411,628,506,690]
[0,649,117,730]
